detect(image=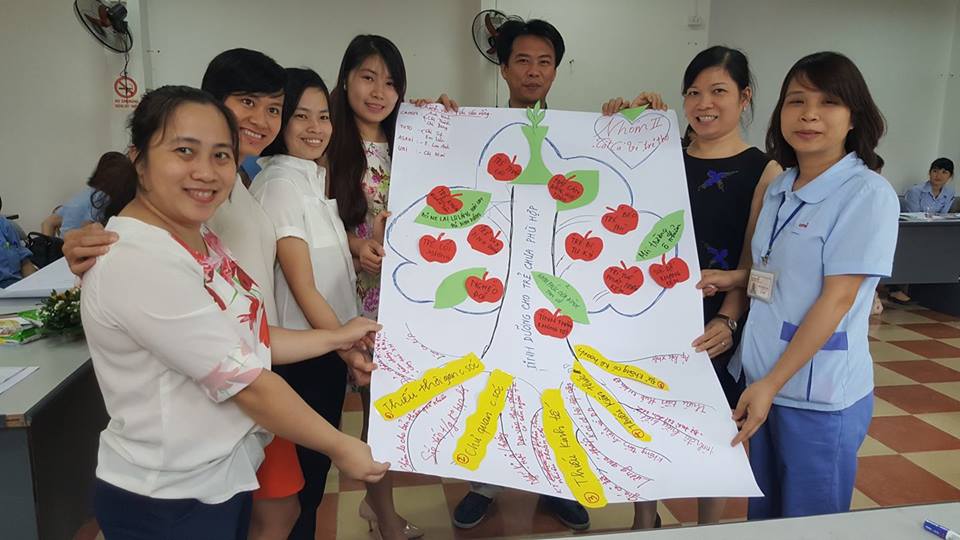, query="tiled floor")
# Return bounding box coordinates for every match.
[77,301,960,539]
